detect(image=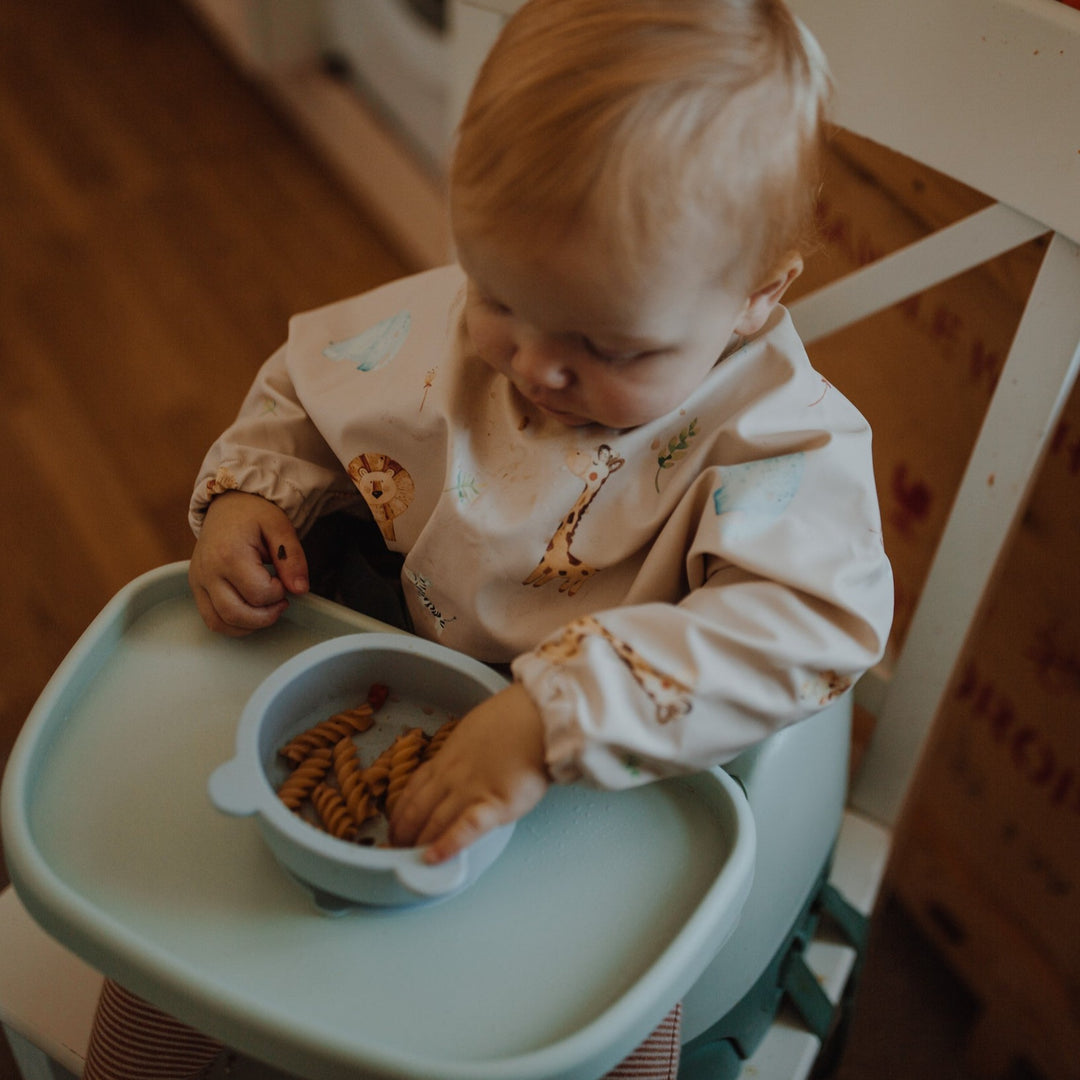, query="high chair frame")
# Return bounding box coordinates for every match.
[3,1,1079,1078]
[761,0,1080,1074]
[788,0,1080,831]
